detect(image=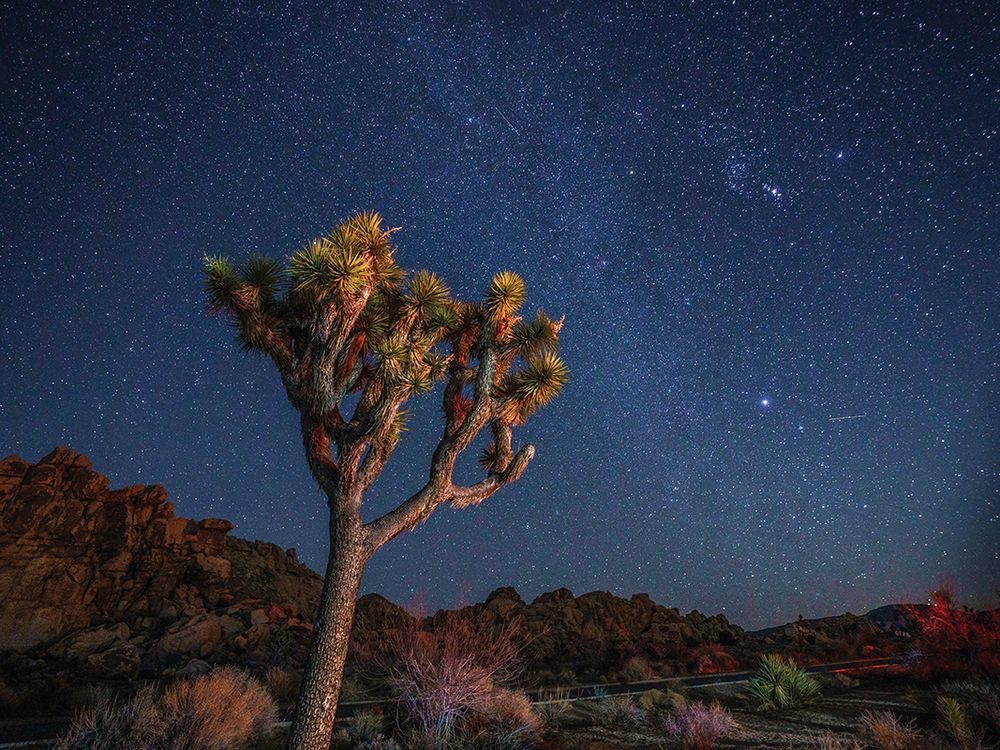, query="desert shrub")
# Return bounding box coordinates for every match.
[939,681,1000,739]
[810,734,865,750]
[54,686,162,750]
[662,700,735,750]
[689,643,739,674]
[586,693,646,727]
[340,674,366,702]
[0,677,19,715]
[471,689,542,738]
[374,609,523,735]
[455,719,539,750]
[534,687,572,728]
[161,667,277,748]
[859,709,925,750]
[746,654,821,711]
[637,687,687,722]
[936,695,985,750]
[336,729,401,750]
[54,668,276,750]
[348,709,386,744]
[620,655,656,682]
[910,589,1000,679]
[263,666,298,702]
